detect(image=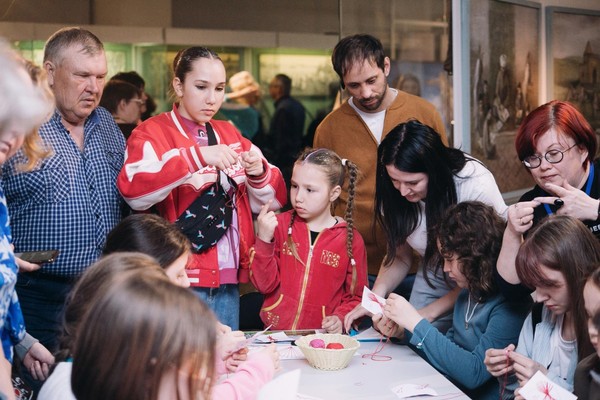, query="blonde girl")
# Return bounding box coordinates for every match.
[251,148,368,333]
